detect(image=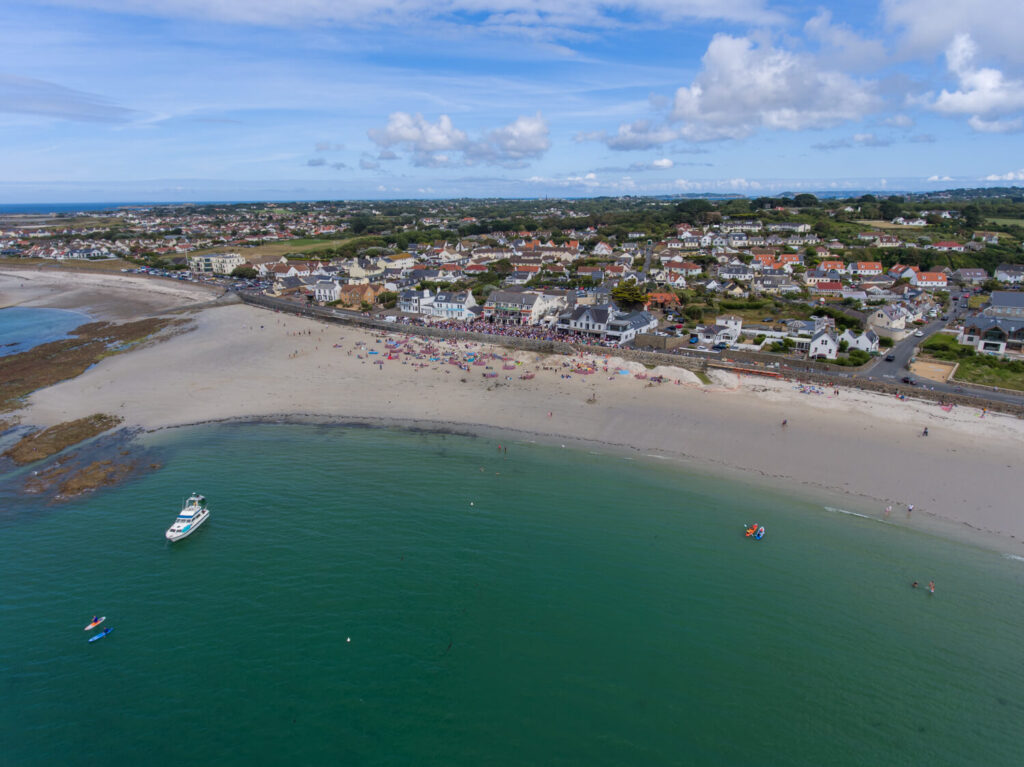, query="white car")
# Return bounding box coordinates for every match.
[914,330,924,337]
